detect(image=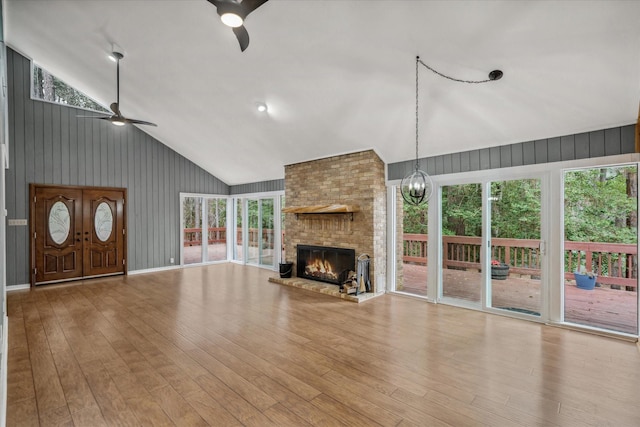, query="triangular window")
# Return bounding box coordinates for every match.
[31,62,109,113]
